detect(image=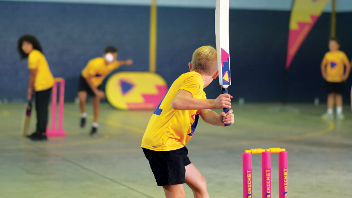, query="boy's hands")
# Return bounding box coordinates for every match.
[342,75,349,81]
[214,94,232,109]
[322,73,327,79]
[220,109,234,126]
[126,59,133,65]
[95,90,105,99]
[125,59,133,65]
